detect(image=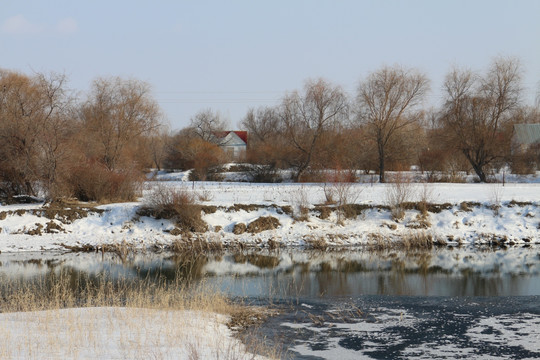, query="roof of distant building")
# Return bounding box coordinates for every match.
[514,124,540,145]
[214,131,248,144]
